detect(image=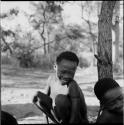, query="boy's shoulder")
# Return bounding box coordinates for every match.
[68,80,79,88]
[68,80,81,97]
